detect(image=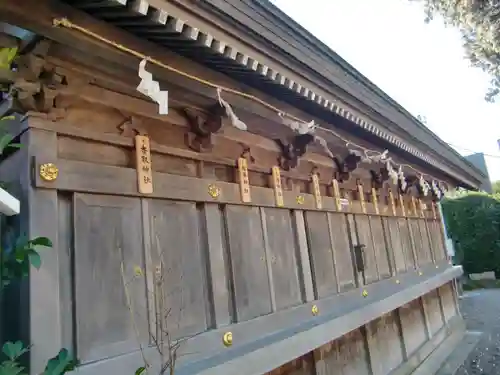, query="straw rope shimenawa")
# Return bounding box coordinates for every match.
[51,17,452,188]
